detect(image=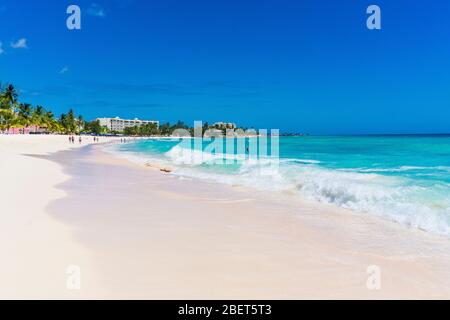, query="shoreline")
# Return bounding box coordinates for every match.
[108,137,450,238]
[2,135,450,299]
[48,144,450,298]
